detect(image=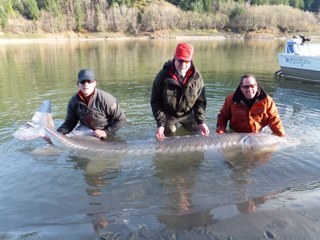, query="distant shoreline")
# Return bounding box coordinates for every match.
[0,36,229,44]
[1,31,319,43]
[0,31,289,43]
